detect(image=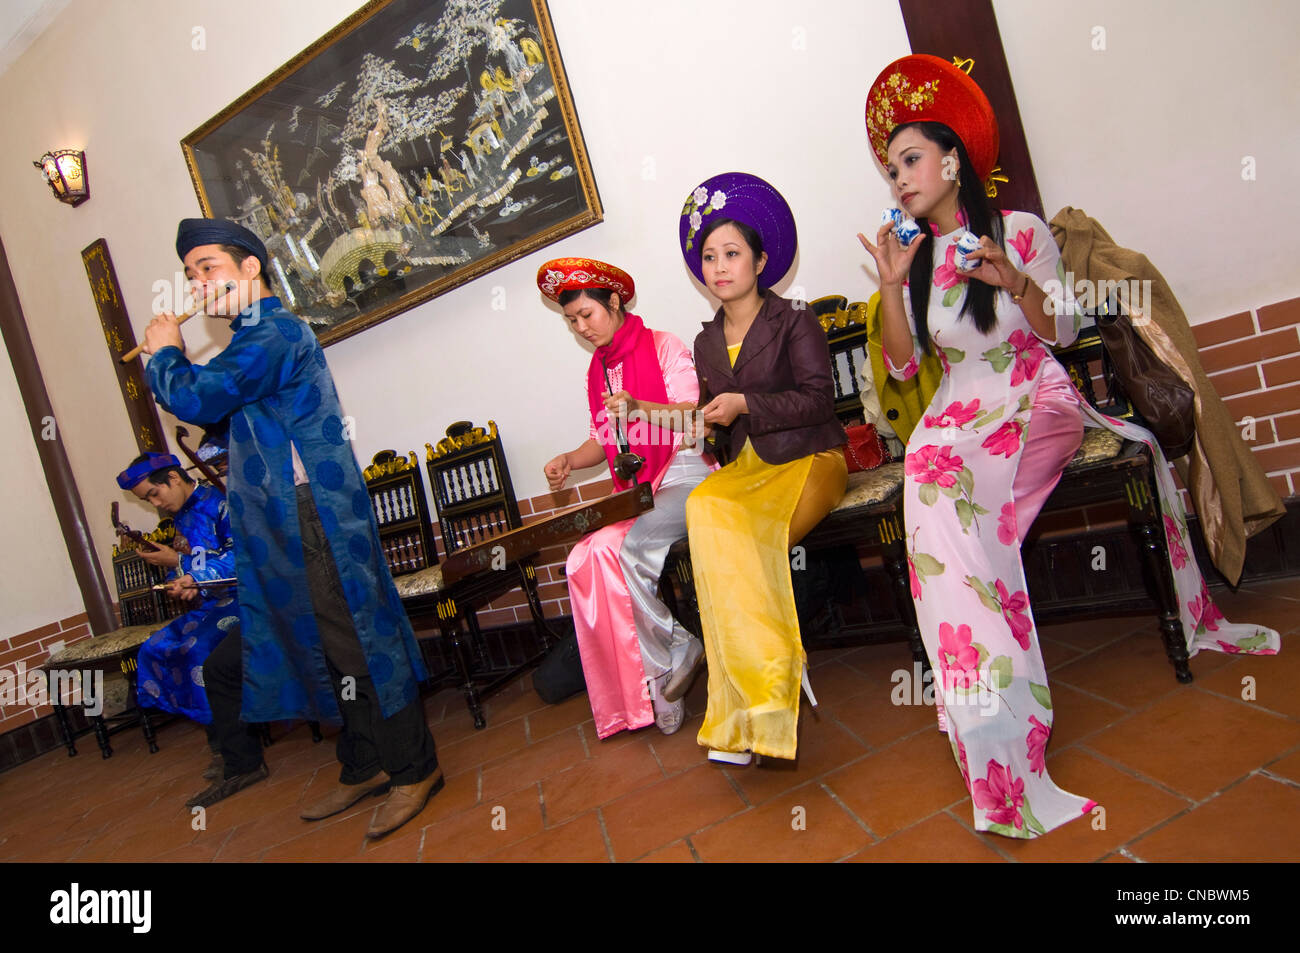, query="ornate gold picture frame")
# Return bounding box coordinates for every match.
[181,0,602,345]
